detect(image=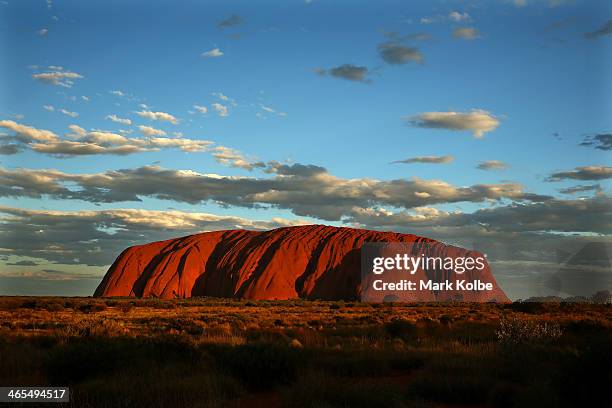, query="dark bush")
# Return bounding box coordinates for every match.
[45,339,129,384]
[487,382,519,408]
[409,373,495,405]
[134,299,177,309]
[19,300,40,309]
[507,302,548,314]
[44,301,64,312]
[314,351,390,377]
[78,303,107,313]
[553,339,612,407]
[285,373,411,408]
[209,343,304,390]
[330,300,345,310]
[385,319,416,339]
[119,302,134,313]
[45,337,198,385]
[0,298,24,310]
